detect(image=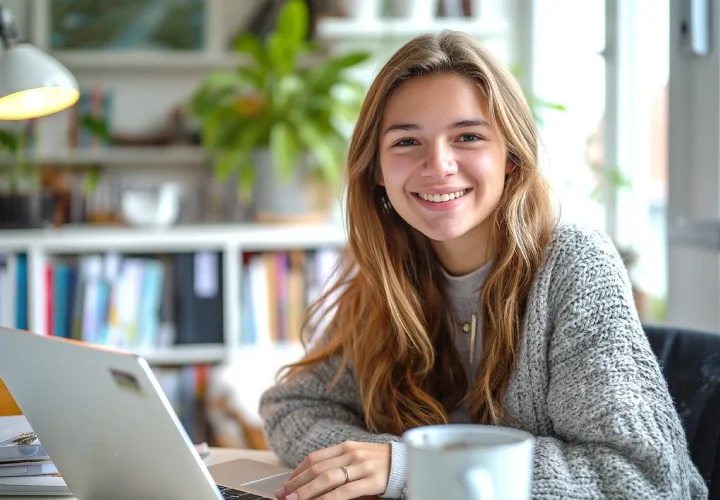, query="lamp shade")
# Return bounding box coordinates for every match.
[0,43,79,120]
